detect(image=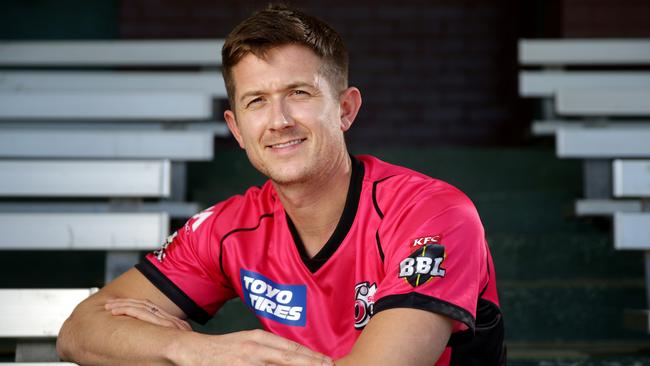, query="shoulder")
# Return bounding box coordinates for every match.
[184,181,278,239]
[358,154,477,220]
